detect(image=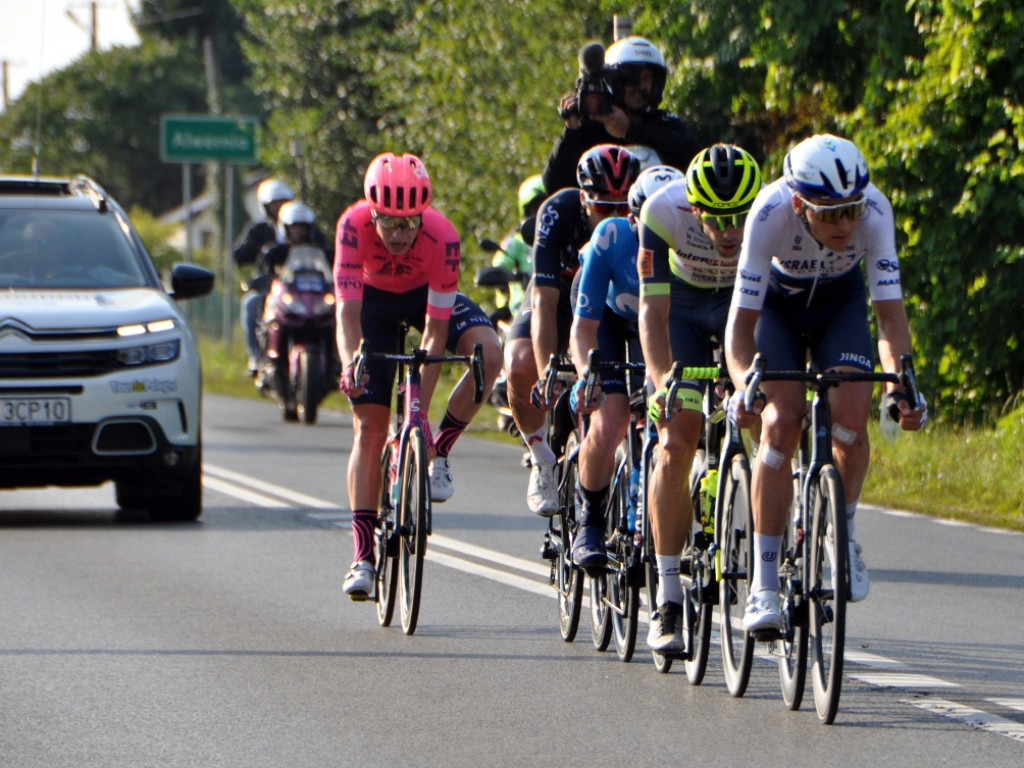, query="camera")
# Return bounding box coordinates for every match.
[575,41,616,122]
